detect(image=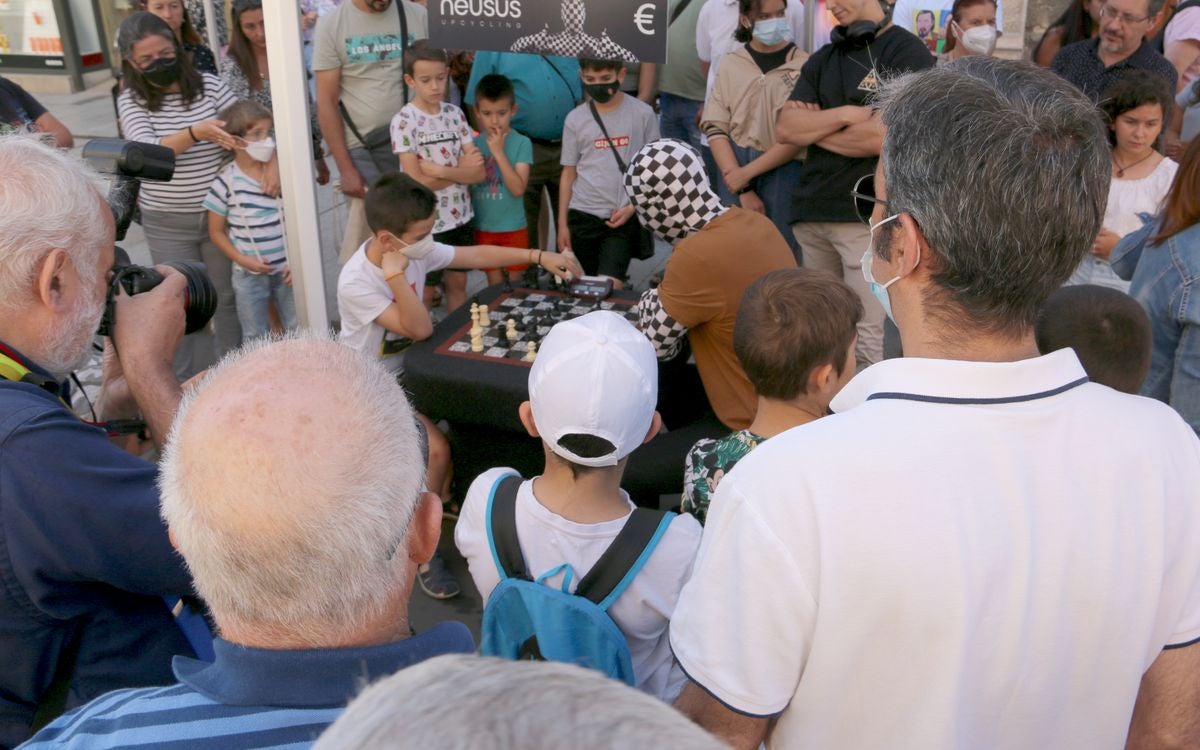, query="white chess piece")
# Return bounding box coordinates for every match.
[470,302,479,322]
[480,304,490,326]
[506,319,518,341]
[523,340,536,362]
[470,329,484,353]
